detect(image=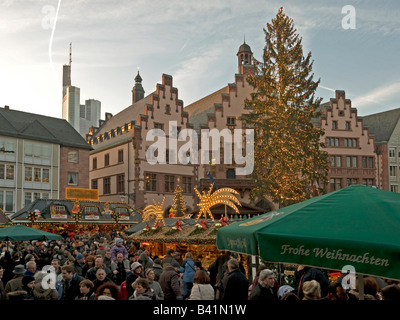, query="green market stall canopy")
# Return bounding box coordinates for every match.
[217,185,400,281]
[10,199,142,225]
[0,224,62,241]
